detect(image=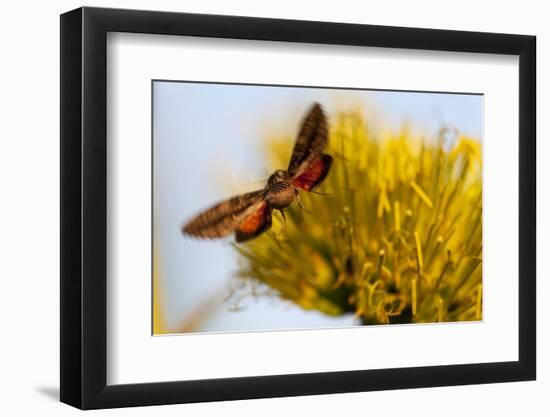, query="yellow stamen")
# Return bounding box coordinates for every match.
[377,249,385,276]
[383,192,391,213]
[411,279,417,316]
[377,187,385,218]
[377,184,391,218]
[414,231,424,270]
[476,284,482,320]
[394,201,400,231]
[332,272,346,289]
[395,270,401,289]
[410,180,433,208]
